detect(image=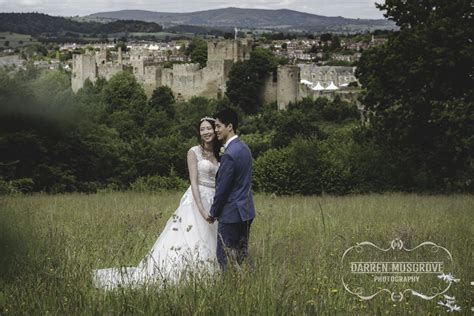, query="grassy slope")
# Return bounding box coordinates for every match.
[0,32,39,48]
